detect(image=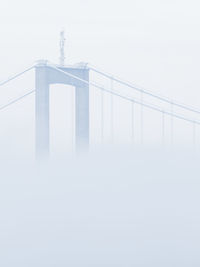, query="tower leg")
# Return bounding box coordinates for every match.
[75,84,89,150]
[35,66,50,159]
